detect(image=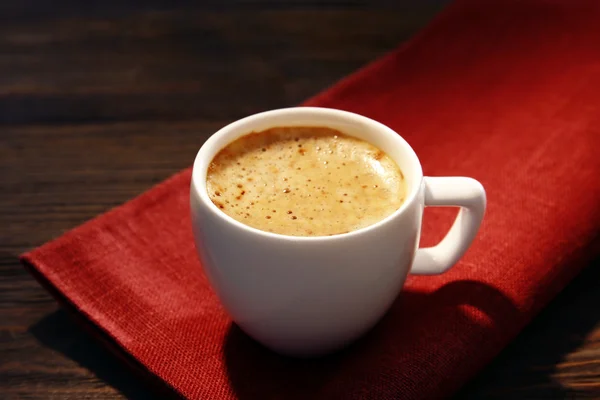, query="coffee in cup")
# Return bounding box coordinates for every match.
[206,126,406,237]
